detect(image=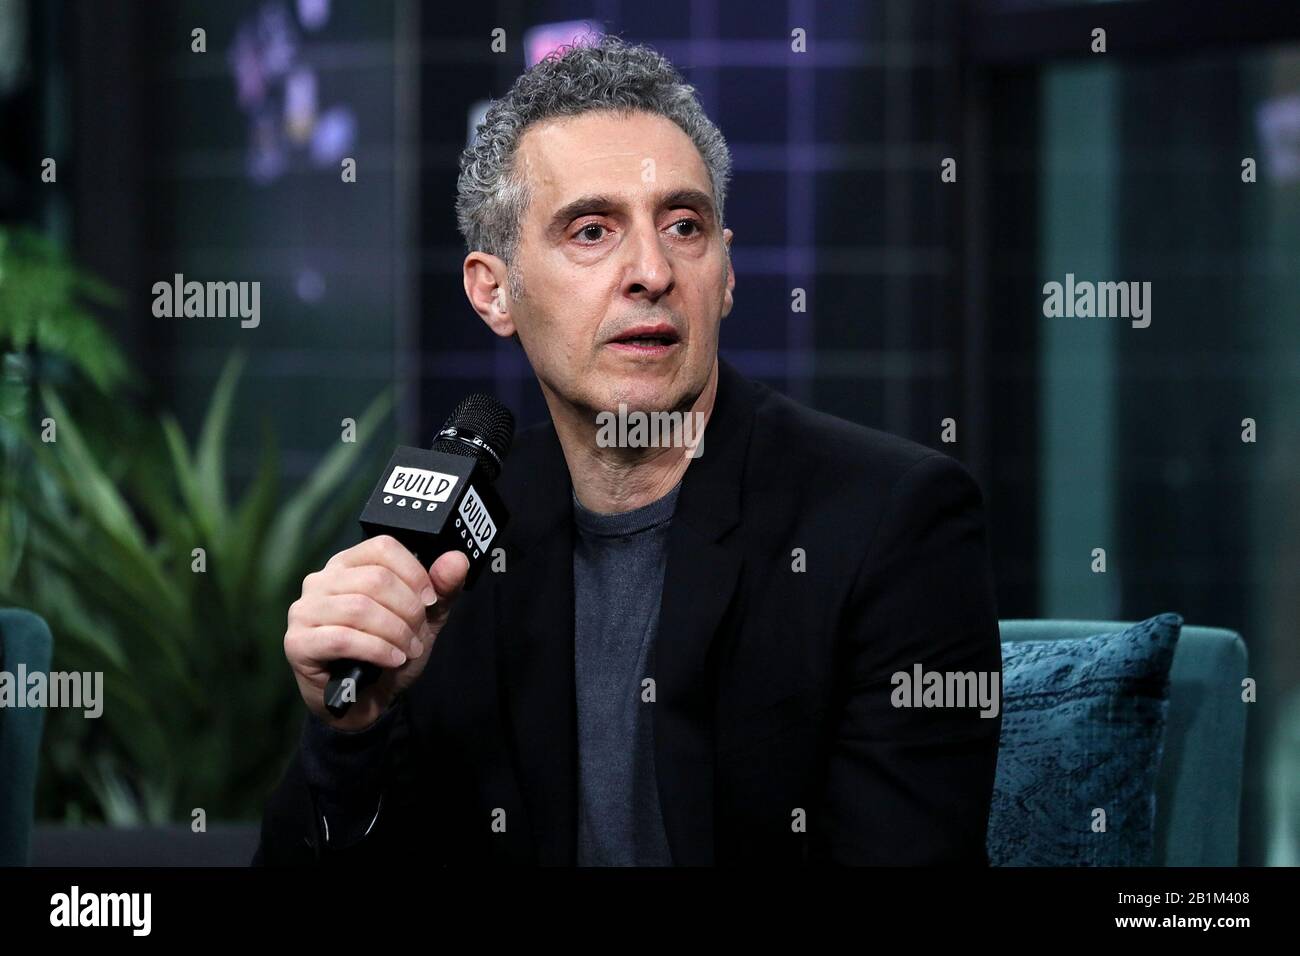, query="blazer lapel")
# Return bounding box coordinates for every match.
[496,428,578,865]
[652,358,758,865]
